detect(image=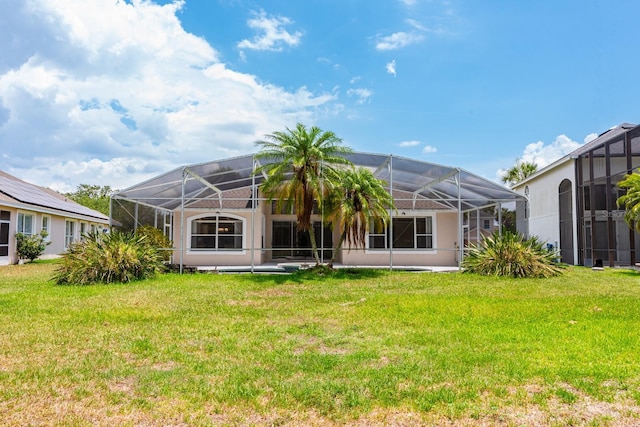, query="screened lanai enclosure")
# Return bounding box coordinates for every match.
[111,152,525,271]
[574,123,640,267]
